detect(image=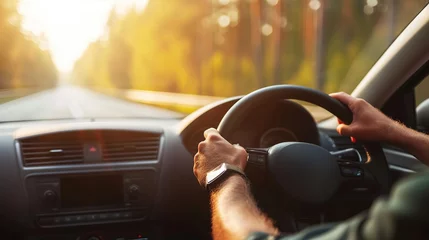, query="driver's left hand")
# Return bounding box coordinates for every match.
[193,128,248,187]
